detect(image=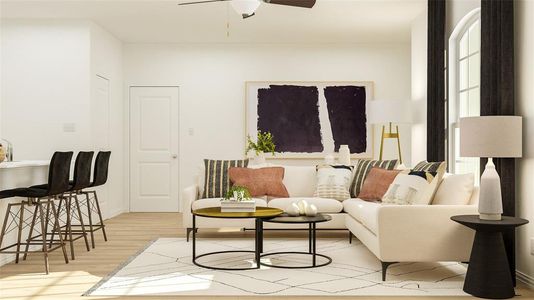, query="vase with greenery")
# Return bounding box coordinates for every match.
[223,186,252,202]
[246,130,276,164]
